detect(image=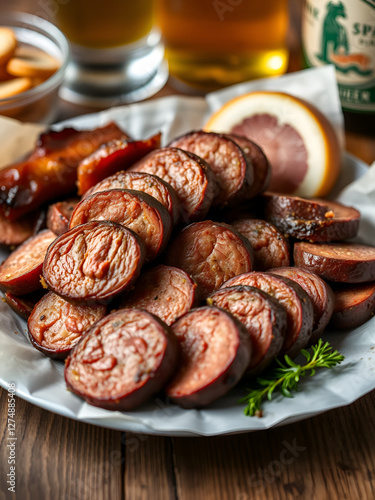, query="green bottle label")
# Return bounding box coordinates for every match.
[302,0,375,112]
